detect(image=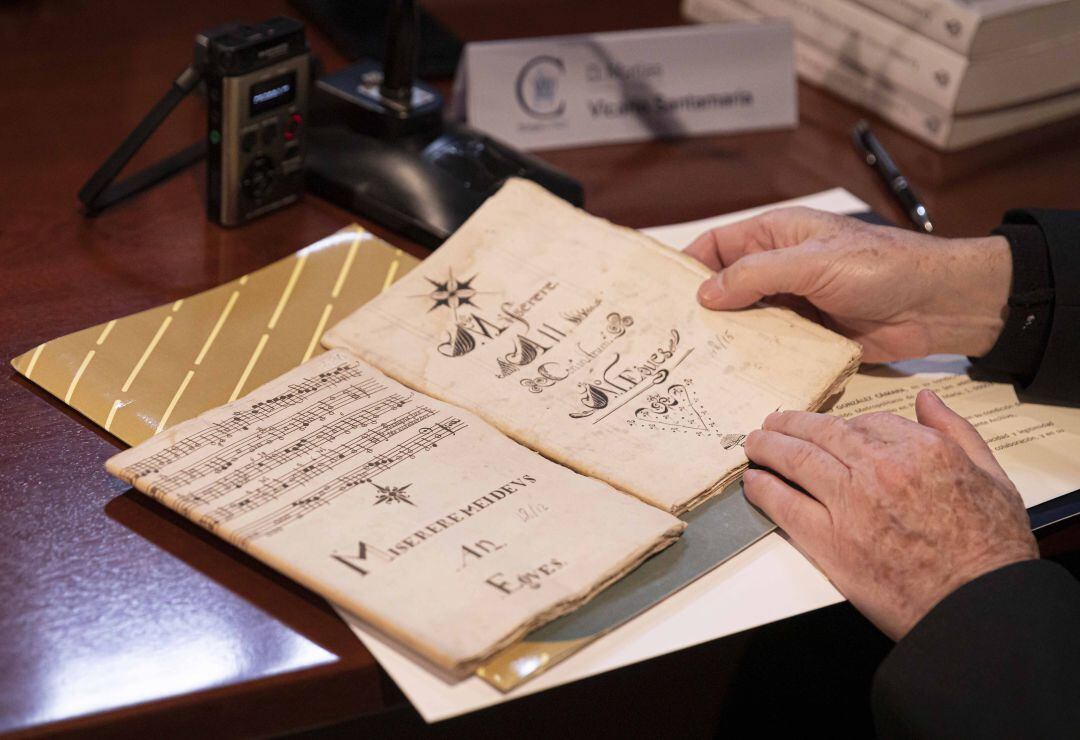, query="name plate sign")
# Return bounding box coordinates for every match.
[451,22,796,151]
